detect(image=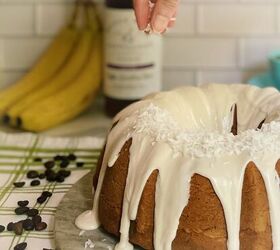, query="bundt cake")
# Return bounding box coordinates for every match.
[76,83,280,250]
